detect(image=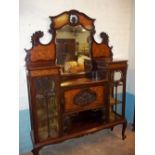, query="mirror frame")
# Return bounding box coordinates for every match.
[50,10,95,66]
